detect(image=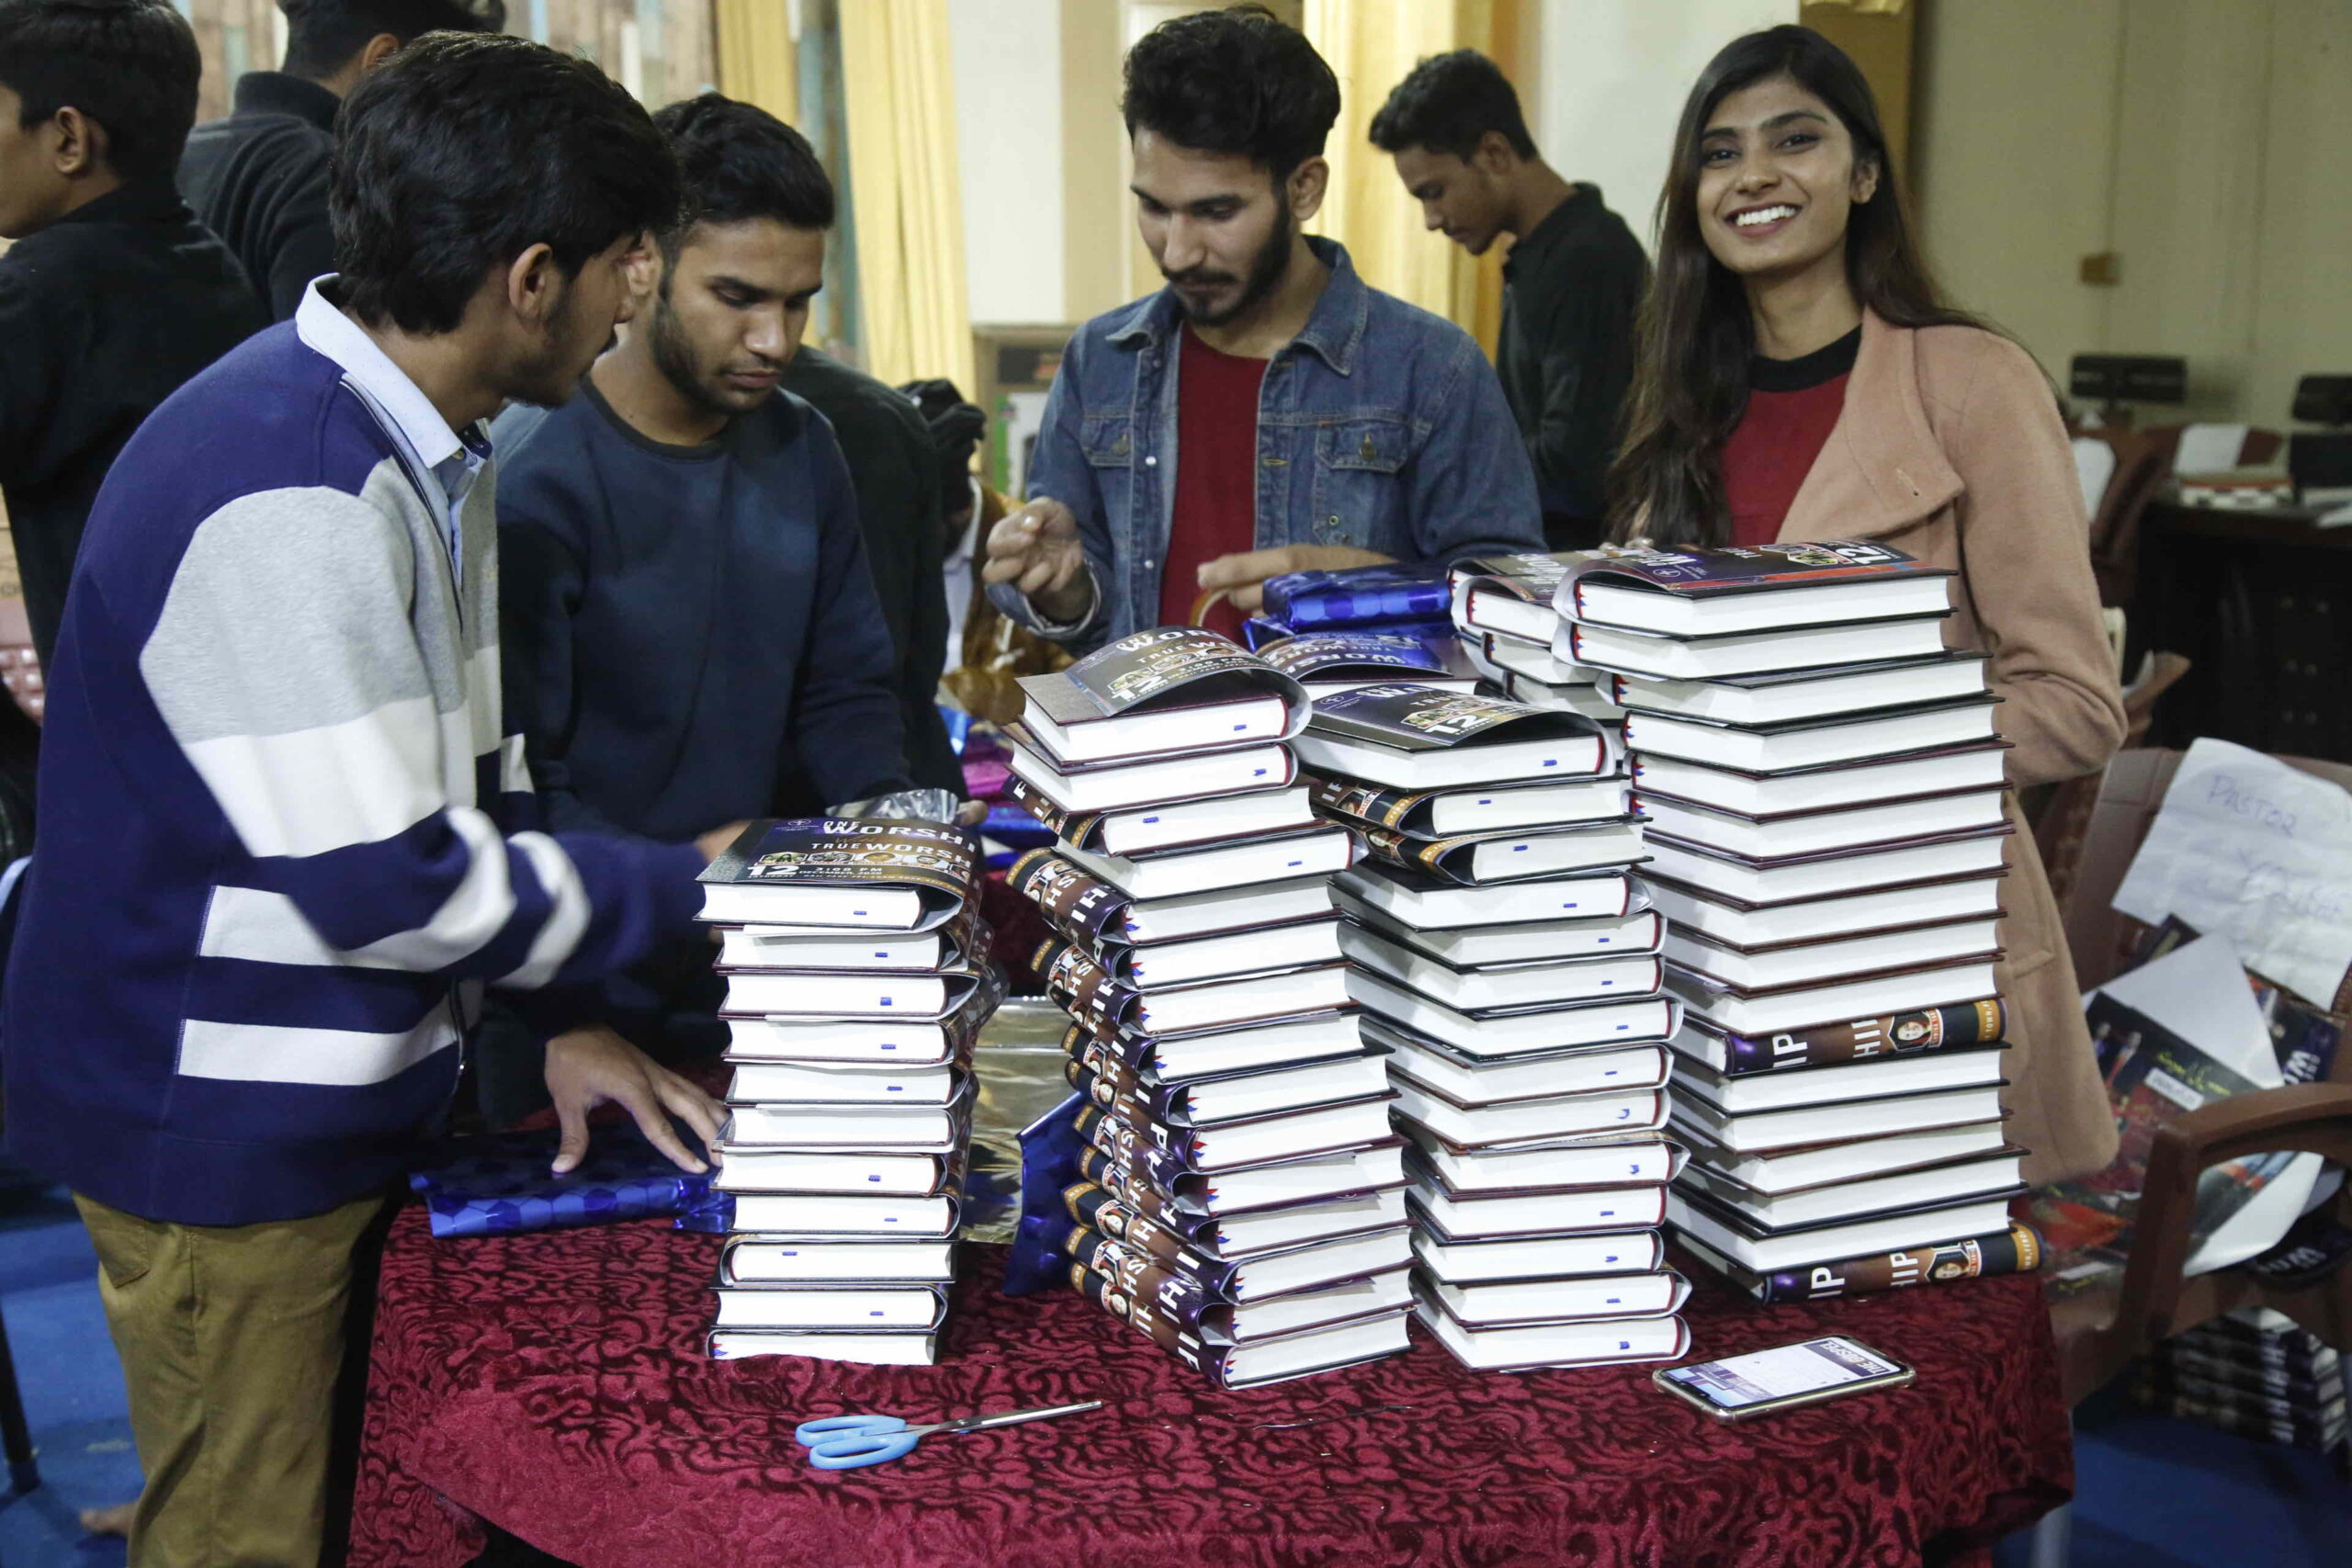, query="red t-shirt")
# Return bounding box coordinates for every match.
[1720,327,1860,547]
[1159,328,1269,637]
